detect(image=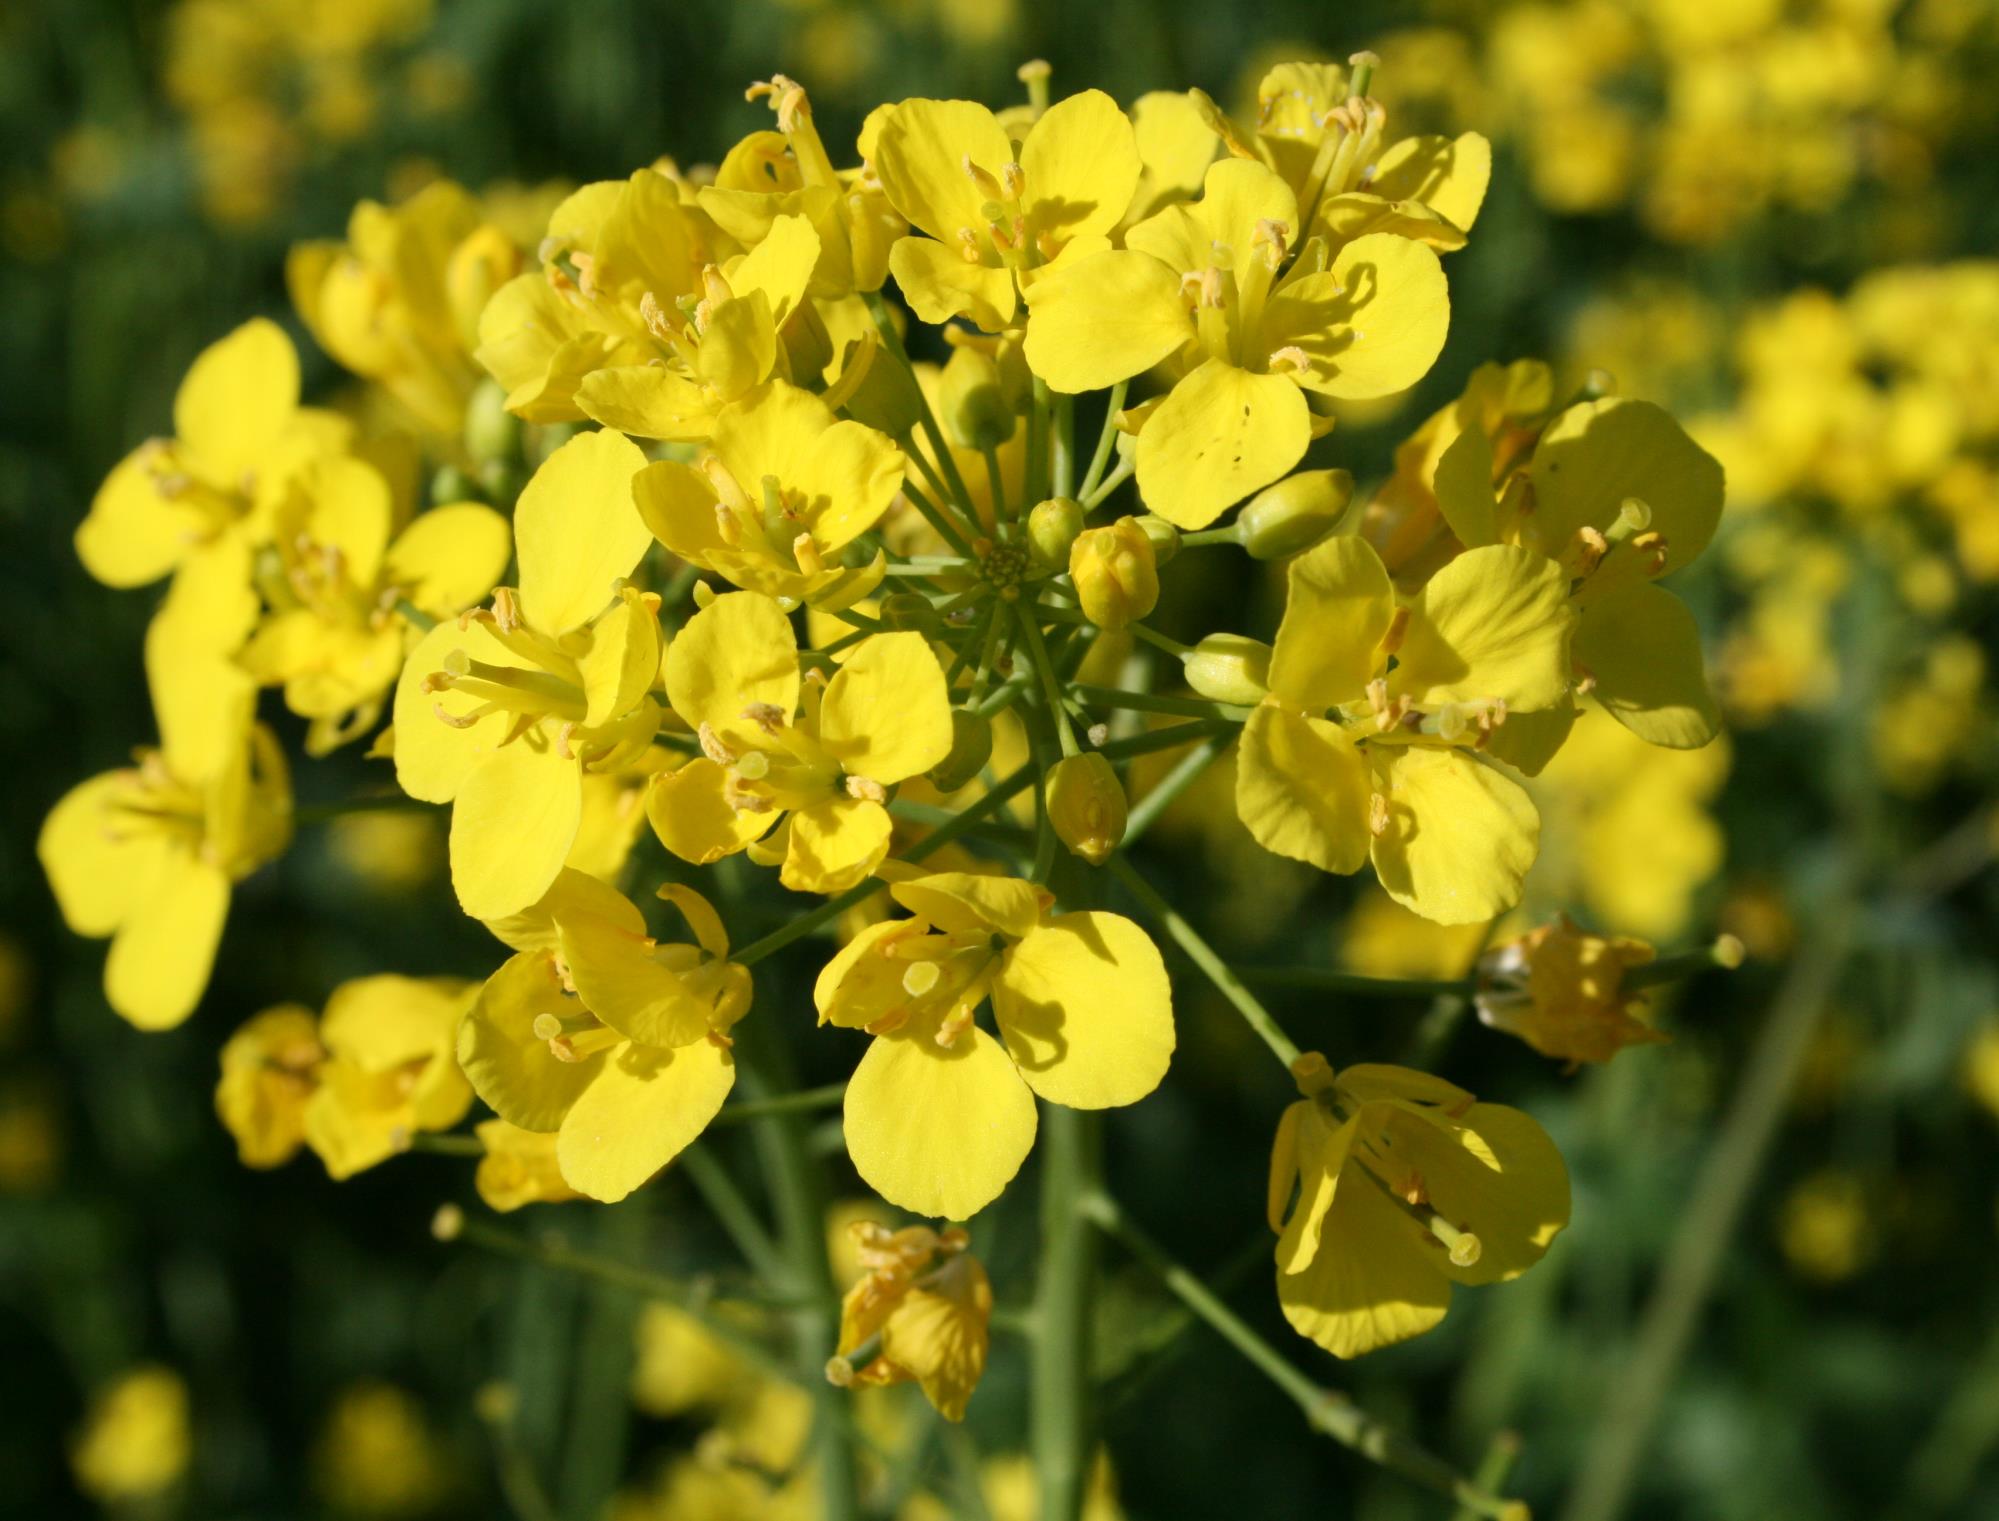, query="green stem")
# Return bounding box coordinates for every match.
[1077,380,1127,502]
[1622,937,1747,991]
[395,596,439,633]
[1068,683,1250,722]
[1052,393,1076,500]
[710,1084,848,1126]
[1015,603,1080,757]
[1124,734,1228,846]
[901,456,981,558]
[1241,968,1475,999]
[680,1143,786,1284]
[1079,1191,1521,1518]
[1083,455,1136,511]
[406,1132,484,1156]
[1105,855,1302,1070]
[1451,1432,1524,1521]
[983,444,1009,525]
[867,292,983,526]
[1033,1106,1101,1521]
[1179,527,1243,548]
